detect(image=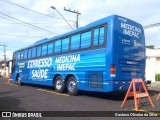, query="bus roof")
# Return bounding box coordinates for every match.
[15,15,140,52]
